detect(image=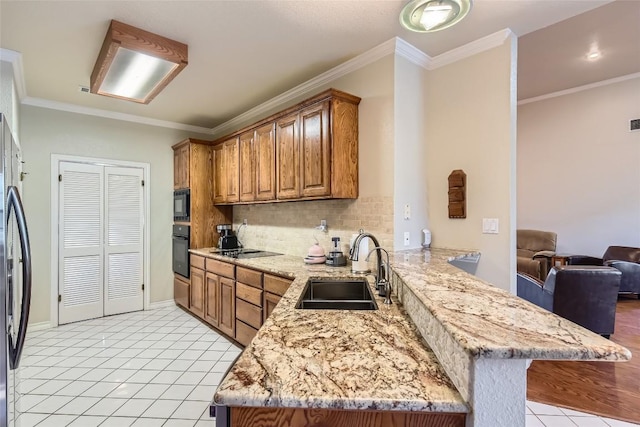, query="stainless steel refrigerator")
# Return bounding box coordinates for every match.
[0,113,32,427]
